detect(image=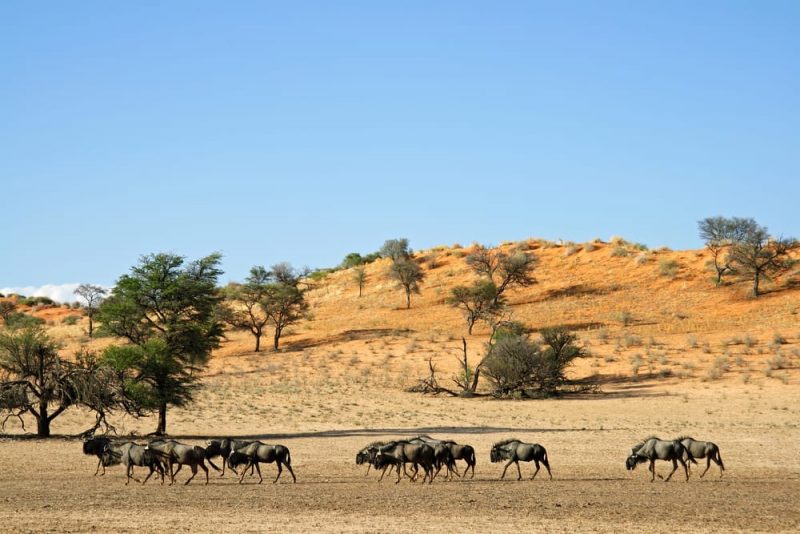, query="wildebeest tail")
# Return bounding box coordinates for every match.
[717,450,725,471]
[468,447,476,467]
[285,448,292,466]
